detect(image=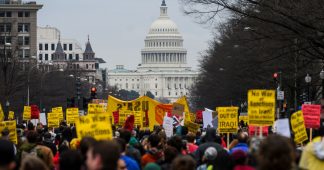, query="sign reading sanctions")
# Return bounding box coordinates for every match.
[217,107,239,133]
[291,111,308,144]
[248,90,275,126]
[76,114,112,140]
